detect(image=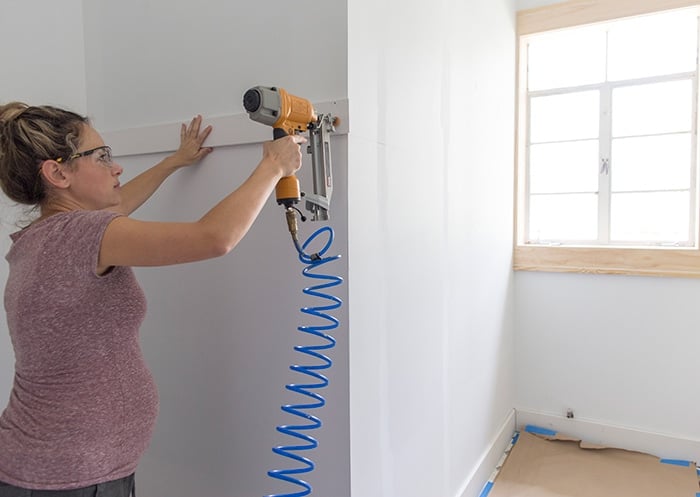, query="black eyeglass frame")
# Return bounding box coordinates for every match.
[55,145,112,164]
